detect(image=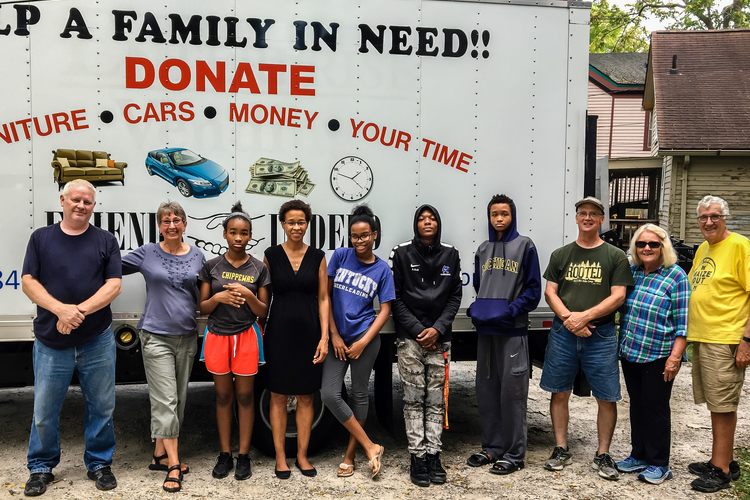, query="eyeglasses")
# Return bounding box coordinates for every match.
[635,241,661,249]
[283,220,308,227]
[350,233,373,242]
[161,218,183,226]
[697,215,724,223]
[576,212,603,219]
